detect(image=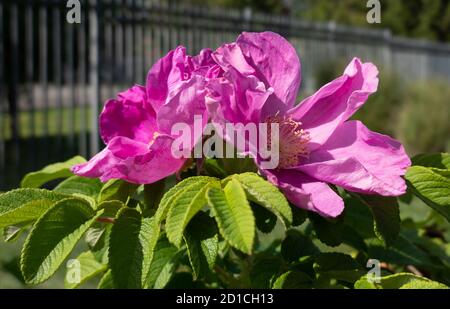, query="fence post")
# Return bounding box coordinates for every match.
[89,0,100,155]
[242,7,252,31]
[382,30,393,71]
